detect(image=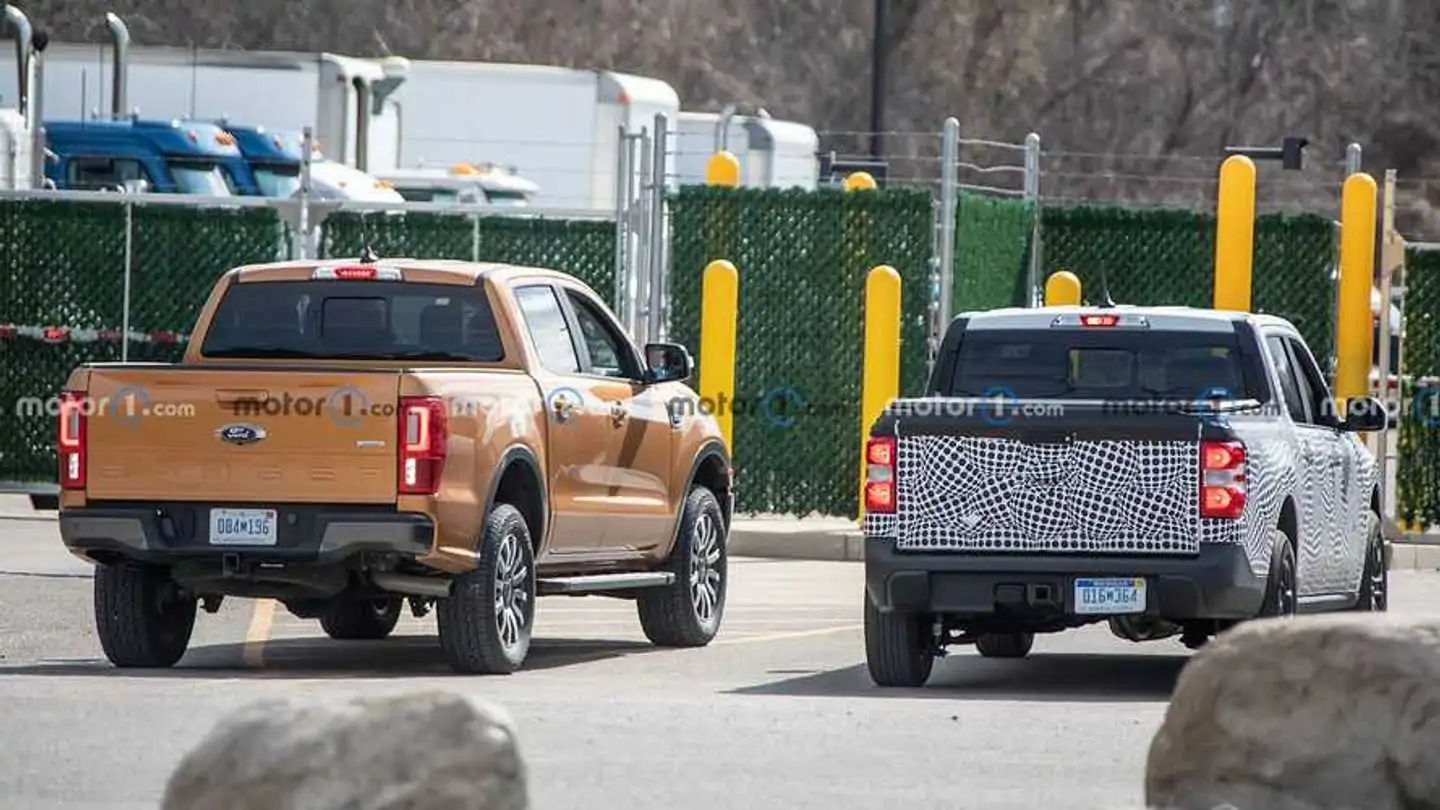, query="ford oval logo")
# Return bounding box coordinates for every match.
[217,423,266,445]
